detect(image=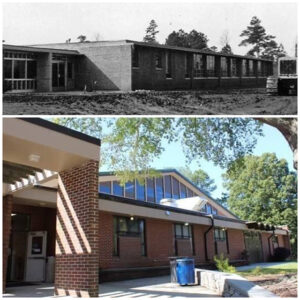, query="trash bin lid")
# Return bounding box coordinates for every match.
[176,258,194,263]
